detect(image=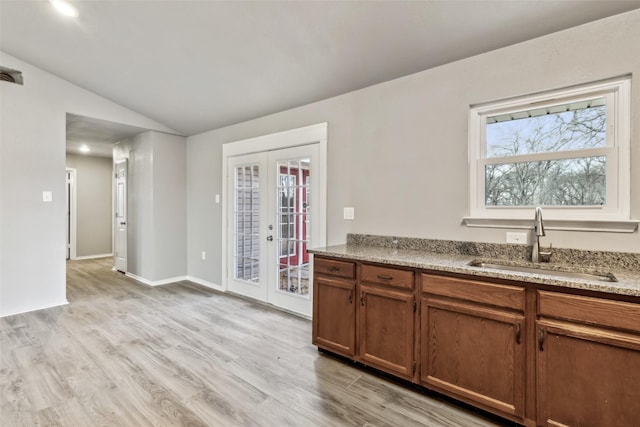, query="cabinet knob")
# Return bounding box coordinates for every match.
[360,291,365,306]
[515,322,521,345]
[538,328,545,351]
